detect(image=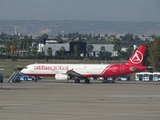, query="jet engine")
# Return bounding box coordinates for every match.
[55,74,69,80]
